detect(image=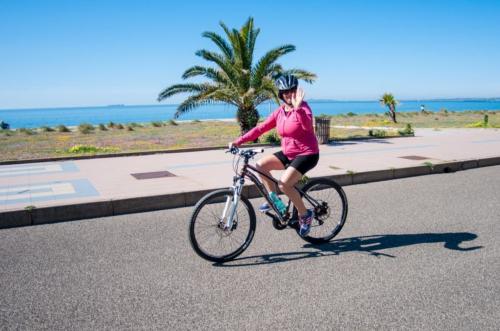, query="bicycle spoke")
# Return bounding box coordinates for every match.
[190,189,255,262]
[294,179,348,243]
